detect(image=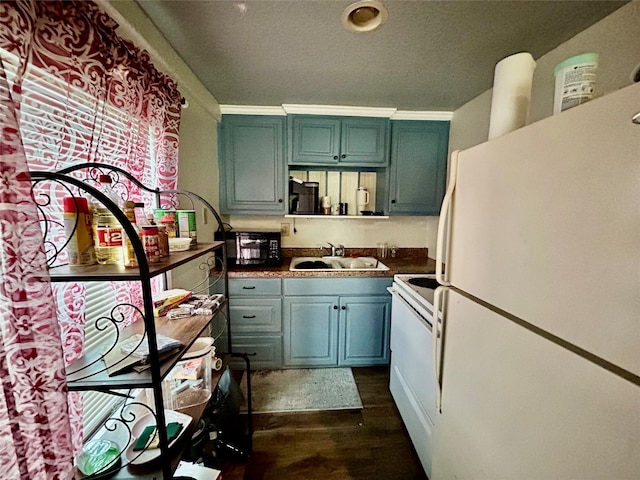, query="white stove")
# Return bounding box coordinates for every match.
[388,272,440,477]
[392,273,438,322]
